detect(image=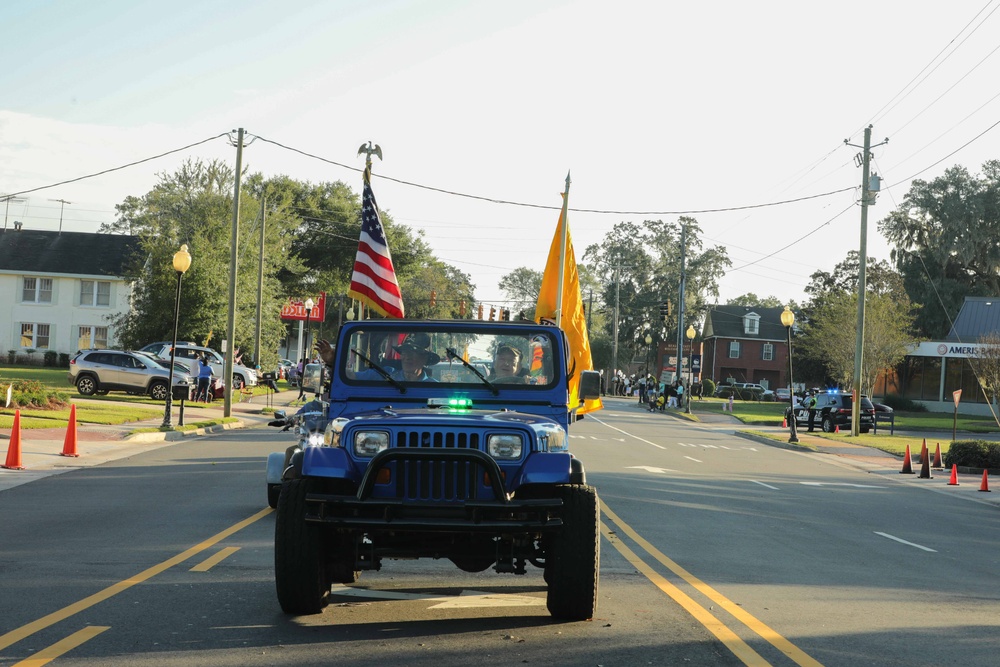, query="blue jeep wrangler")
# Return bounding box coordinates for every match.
[273,319,602,620]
